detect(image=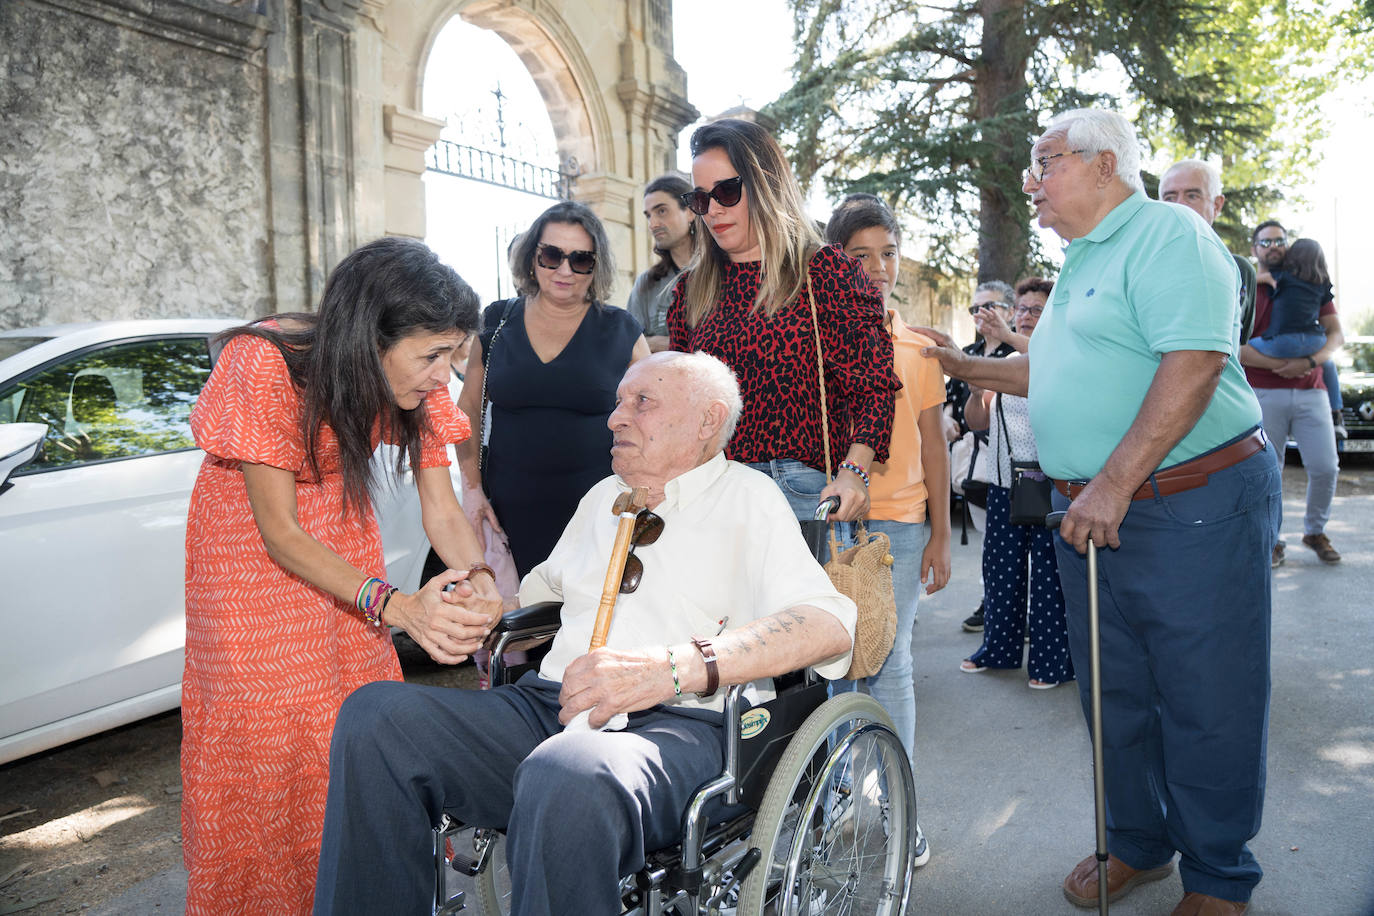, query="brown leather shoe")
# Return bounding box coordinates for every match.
[1062,853,1174,907]
[1301,532,1341,563]
[1171,891,1248,915]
